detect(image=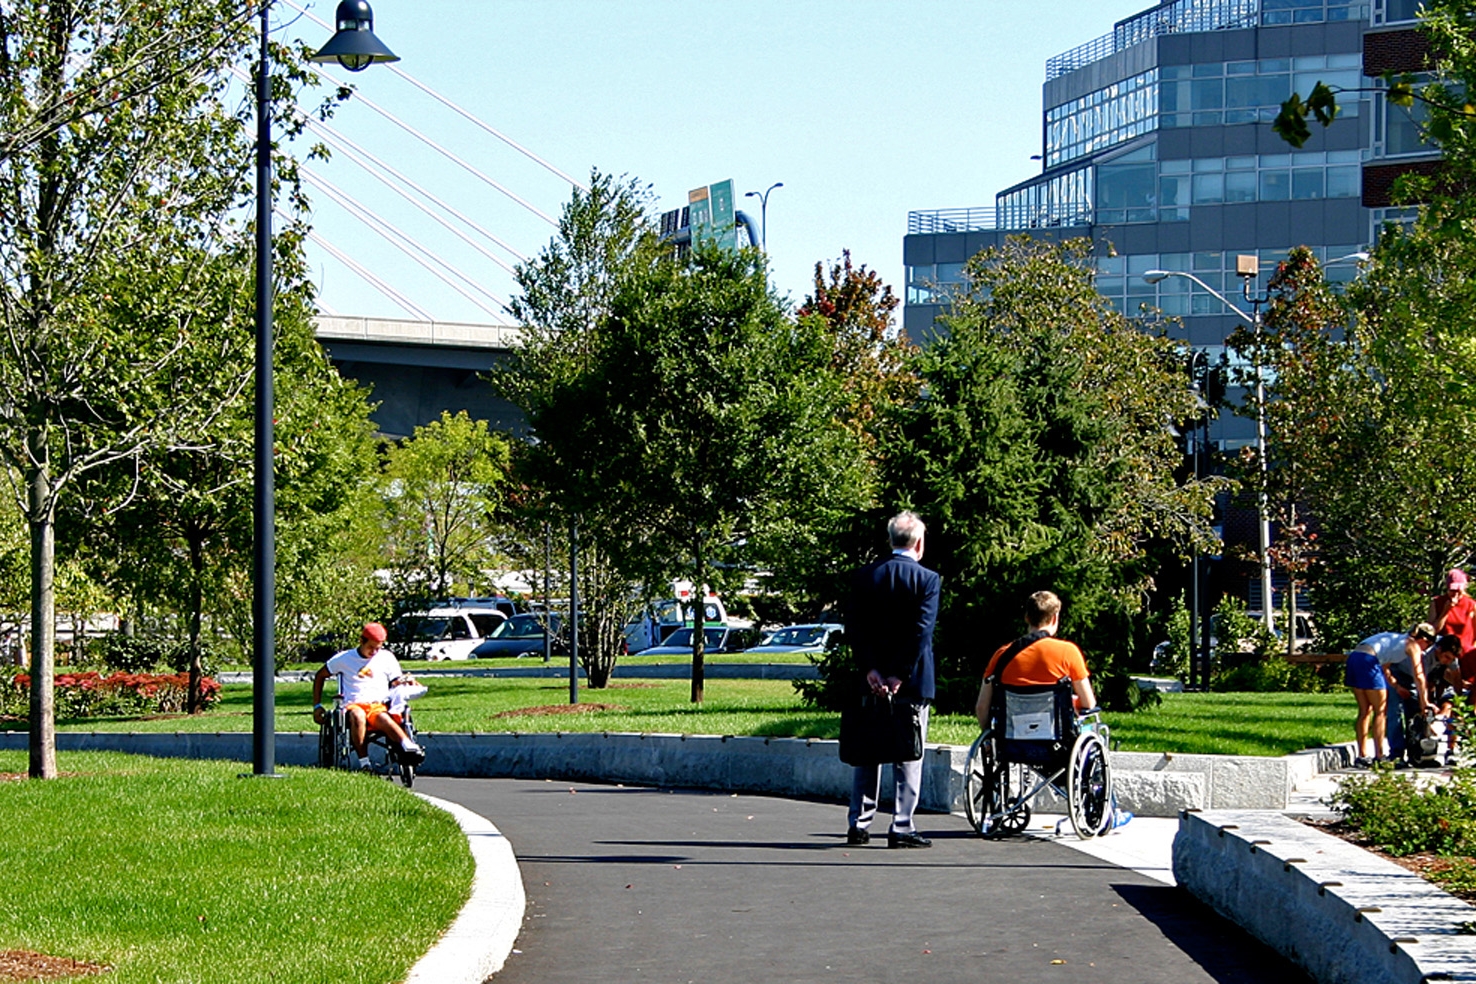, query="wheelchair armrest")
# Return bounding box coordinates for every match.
[1075,707,1103,720]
